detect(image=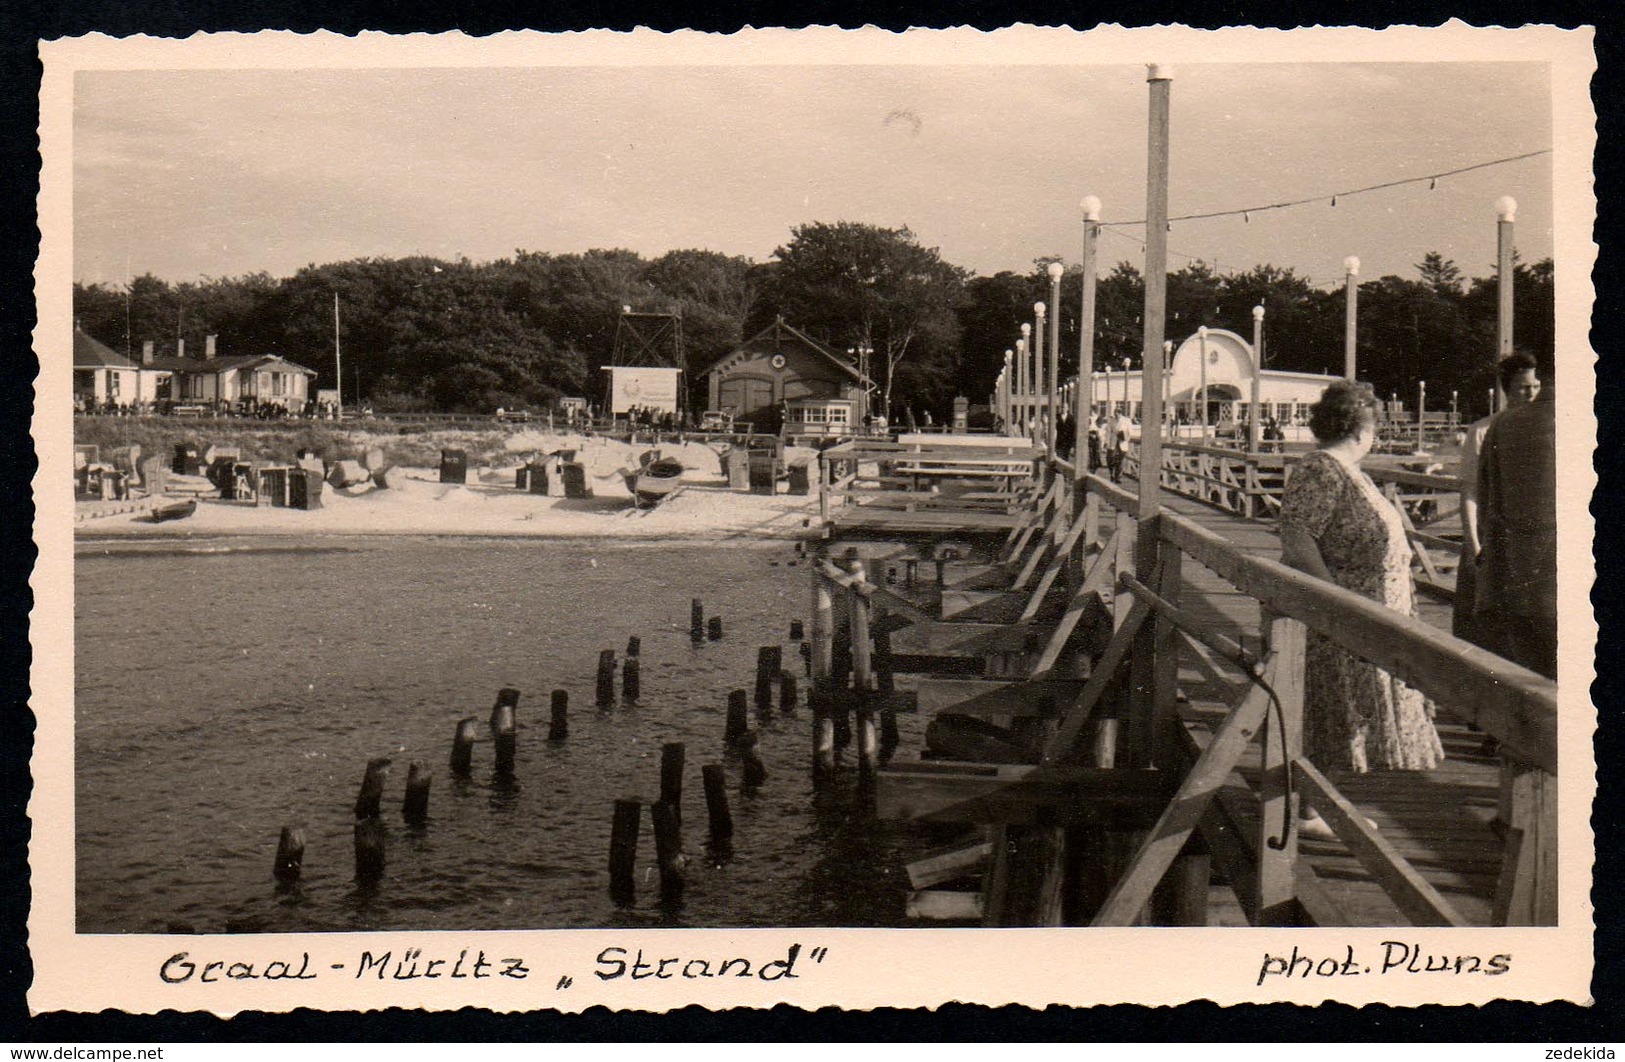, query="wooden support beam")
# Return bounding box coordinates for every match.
[1017,511,1093,623]
[902,676,1083,718]
[1027,525,1123,676]
[1091,670,1273,926]
[906,836,993,889]
[1040,594,1151,762]
[876,761,1169,827]
[907,890,985,921]
[1294,757,1472,927]
[886,621,1039,657]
